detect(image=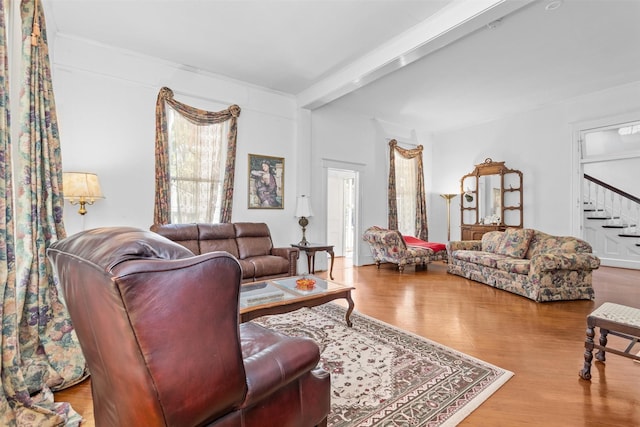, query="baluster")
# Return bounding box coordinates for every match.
[610,191,615,224]
[618,194,623,225]
[603,188,610,223]
[623,198,631,232]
